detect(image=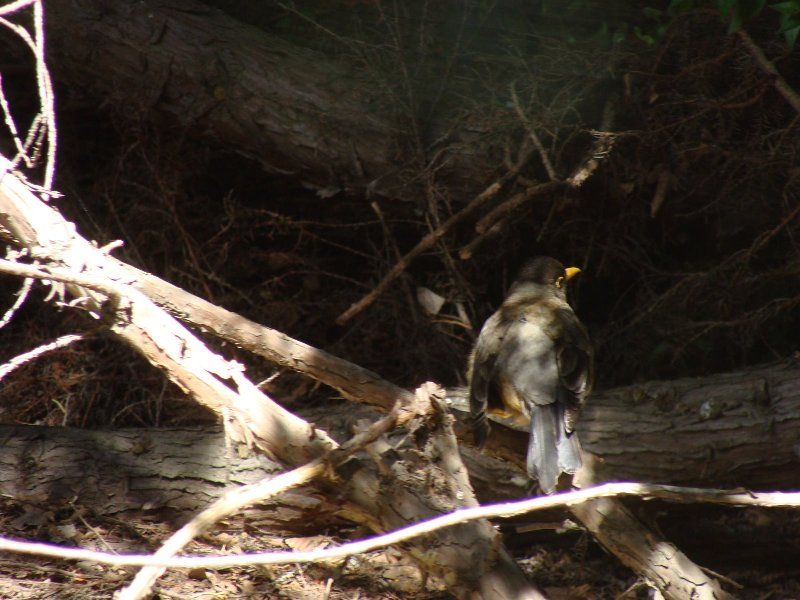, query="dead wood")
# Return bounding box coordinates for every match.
[737,30,800,116]
[4,352,795,521]
[45,0,498,198]
[0,425,284,517]
[25,154,788,598]
[0,158,542,599]
[569,495,731,599]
